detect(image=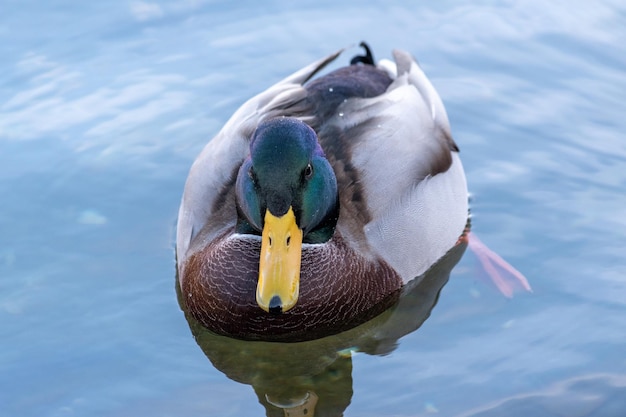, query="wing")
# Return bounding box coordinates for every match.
[176,50,342,262]
[318,49,469,281]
